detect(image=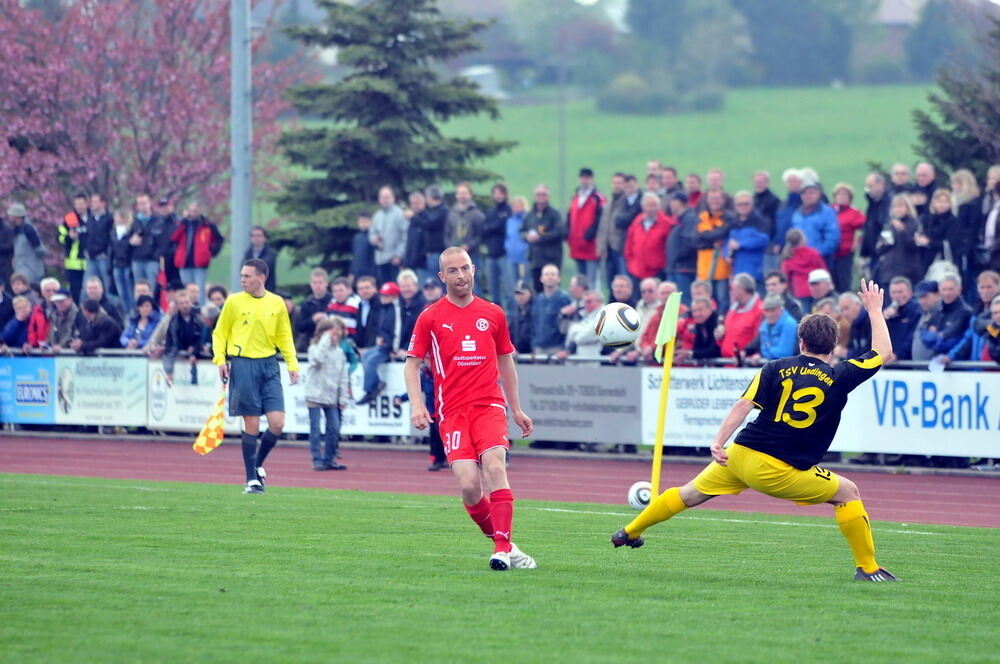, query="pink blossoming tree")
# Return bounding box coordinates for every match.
[0,0,297,235]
